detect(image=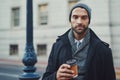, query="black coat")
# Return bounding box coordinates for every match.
[42,29,116,80]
